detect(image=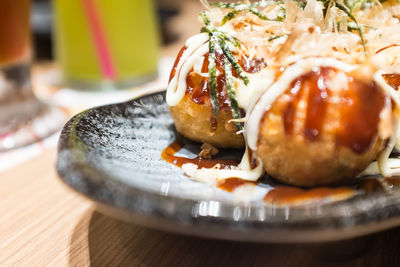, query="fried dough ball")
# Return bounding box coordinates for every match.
[168,46,265,148]
[257,67,392,186]
[170,95,244,148]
